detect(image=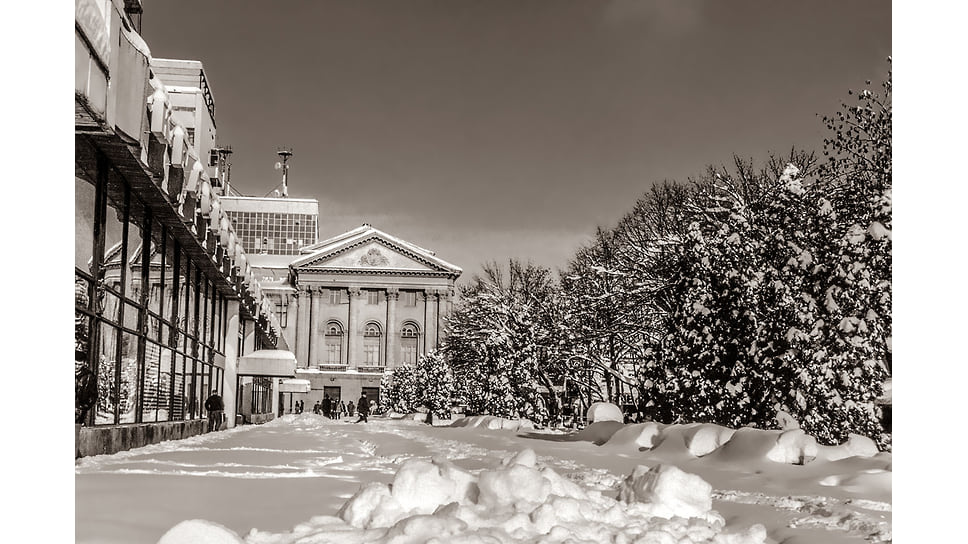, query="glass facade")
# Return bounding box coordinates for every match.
[75,168,226,427]
[224,211,318,255]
